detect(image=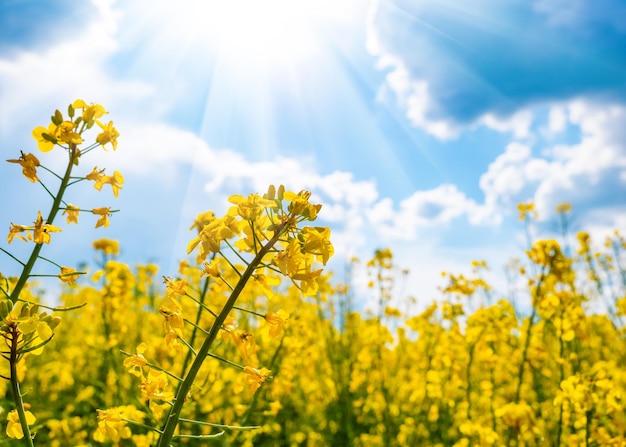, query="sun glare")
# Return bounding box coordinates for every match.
[169,0,353,70]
